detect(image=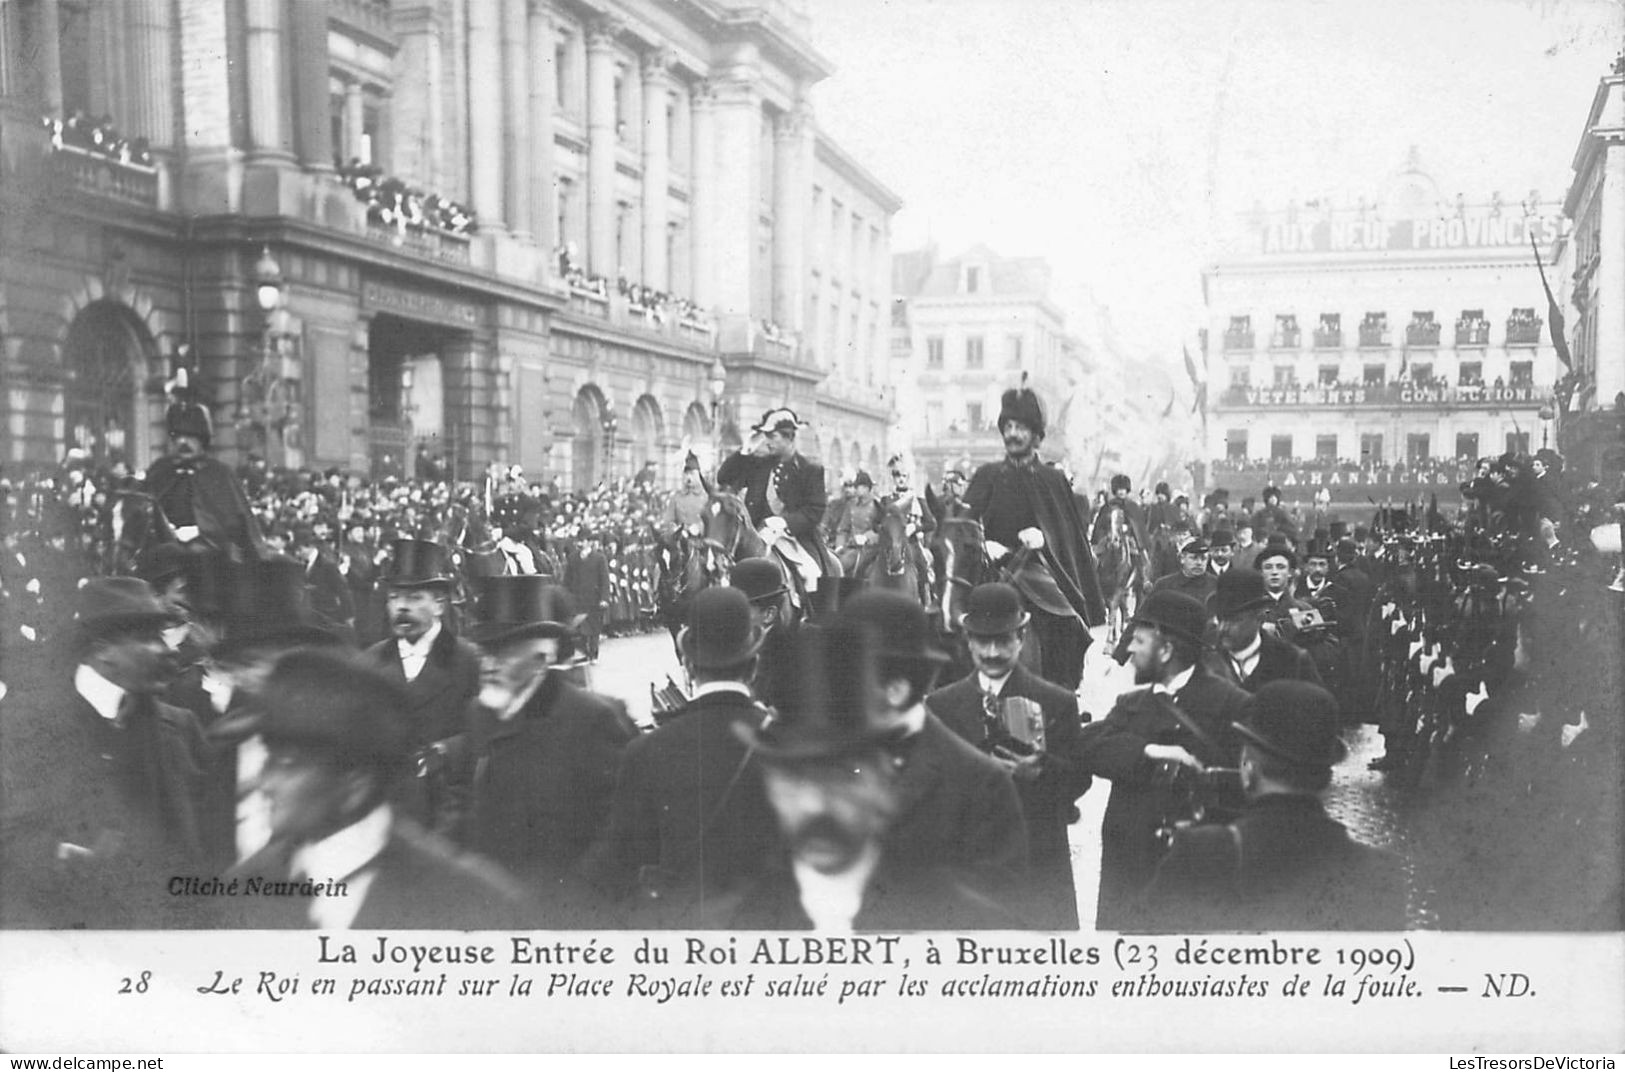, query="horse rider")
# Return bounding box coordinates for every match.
[663,454,709,536]
[140,398,267,564]
[962,384,1106,693]
[717,408,841,604]
[834,470,882,577]
[883,456,937,607]
[1091,474,1152,549]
